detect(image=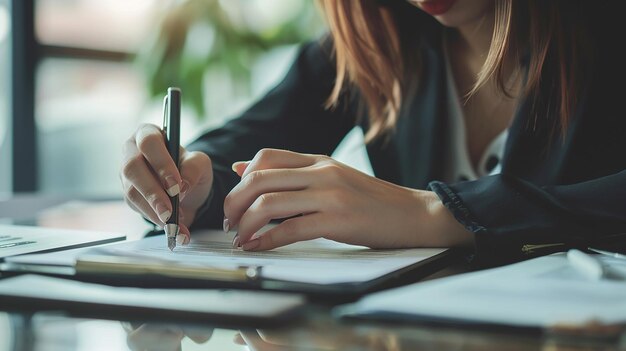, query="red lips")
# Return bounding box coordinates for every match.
[417,0,457,16]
